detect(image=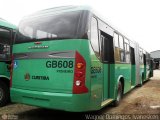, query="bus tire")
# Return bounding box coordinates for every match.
[0,81,9,107]
[112,81,123,107]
